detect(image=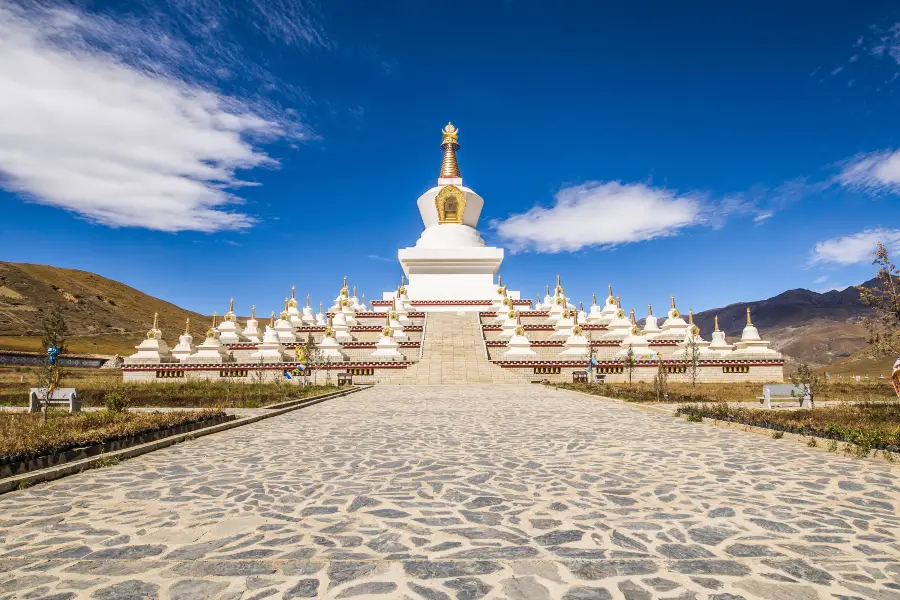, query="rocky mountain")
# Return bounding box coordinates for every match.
[693,281,876,367]
[0,262,209,356]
